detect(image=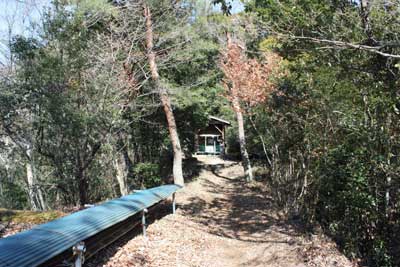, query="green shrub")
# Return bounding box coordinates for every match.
[133,162,161,189]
